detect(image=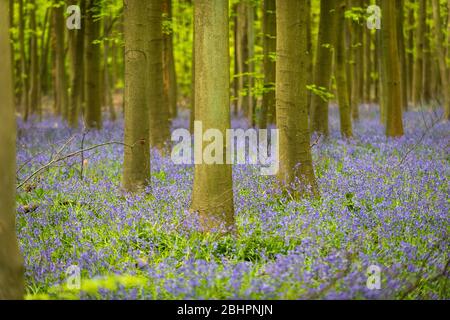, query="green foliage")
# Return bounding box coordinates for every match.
[307,84,335,102]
